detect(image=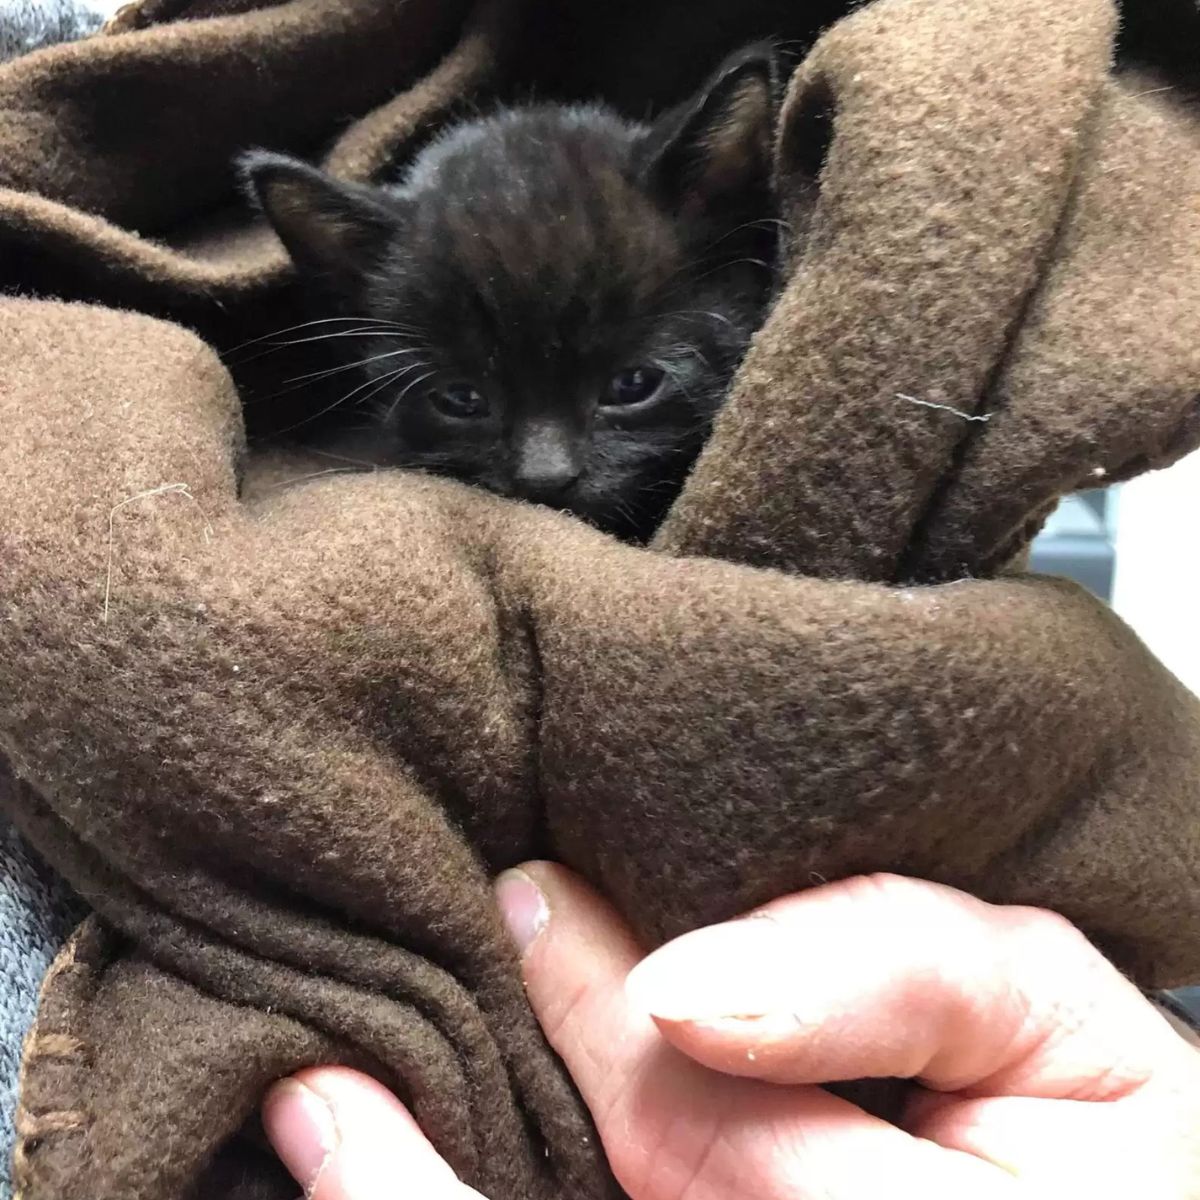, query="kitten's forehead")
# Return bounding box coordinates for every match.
[397,106,683,321]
